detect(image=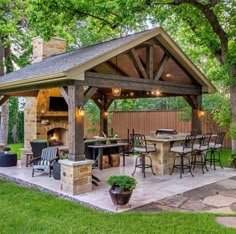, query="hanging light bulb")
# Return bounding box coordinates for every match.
[112,87,121,97]
[155,90,161,96]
